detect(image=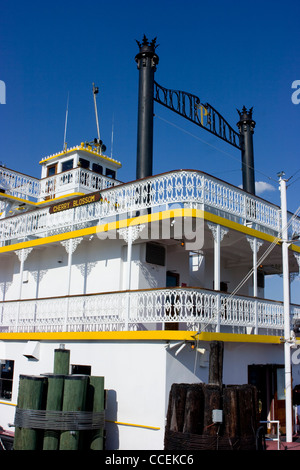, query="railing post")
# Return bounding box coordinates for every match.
[254,299,258,335]
[216,293,221,333]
